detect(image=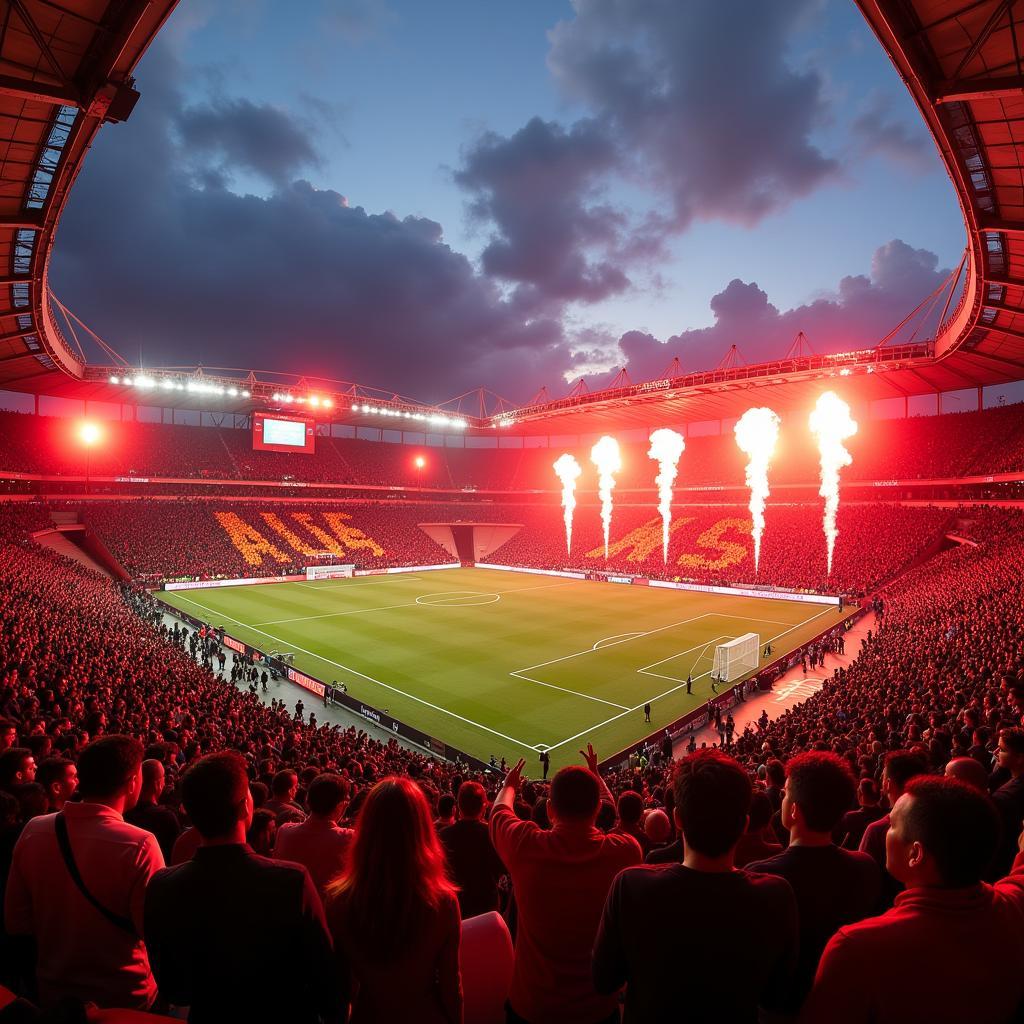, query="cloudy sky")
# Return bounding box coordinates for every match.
[50,0,968,405]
